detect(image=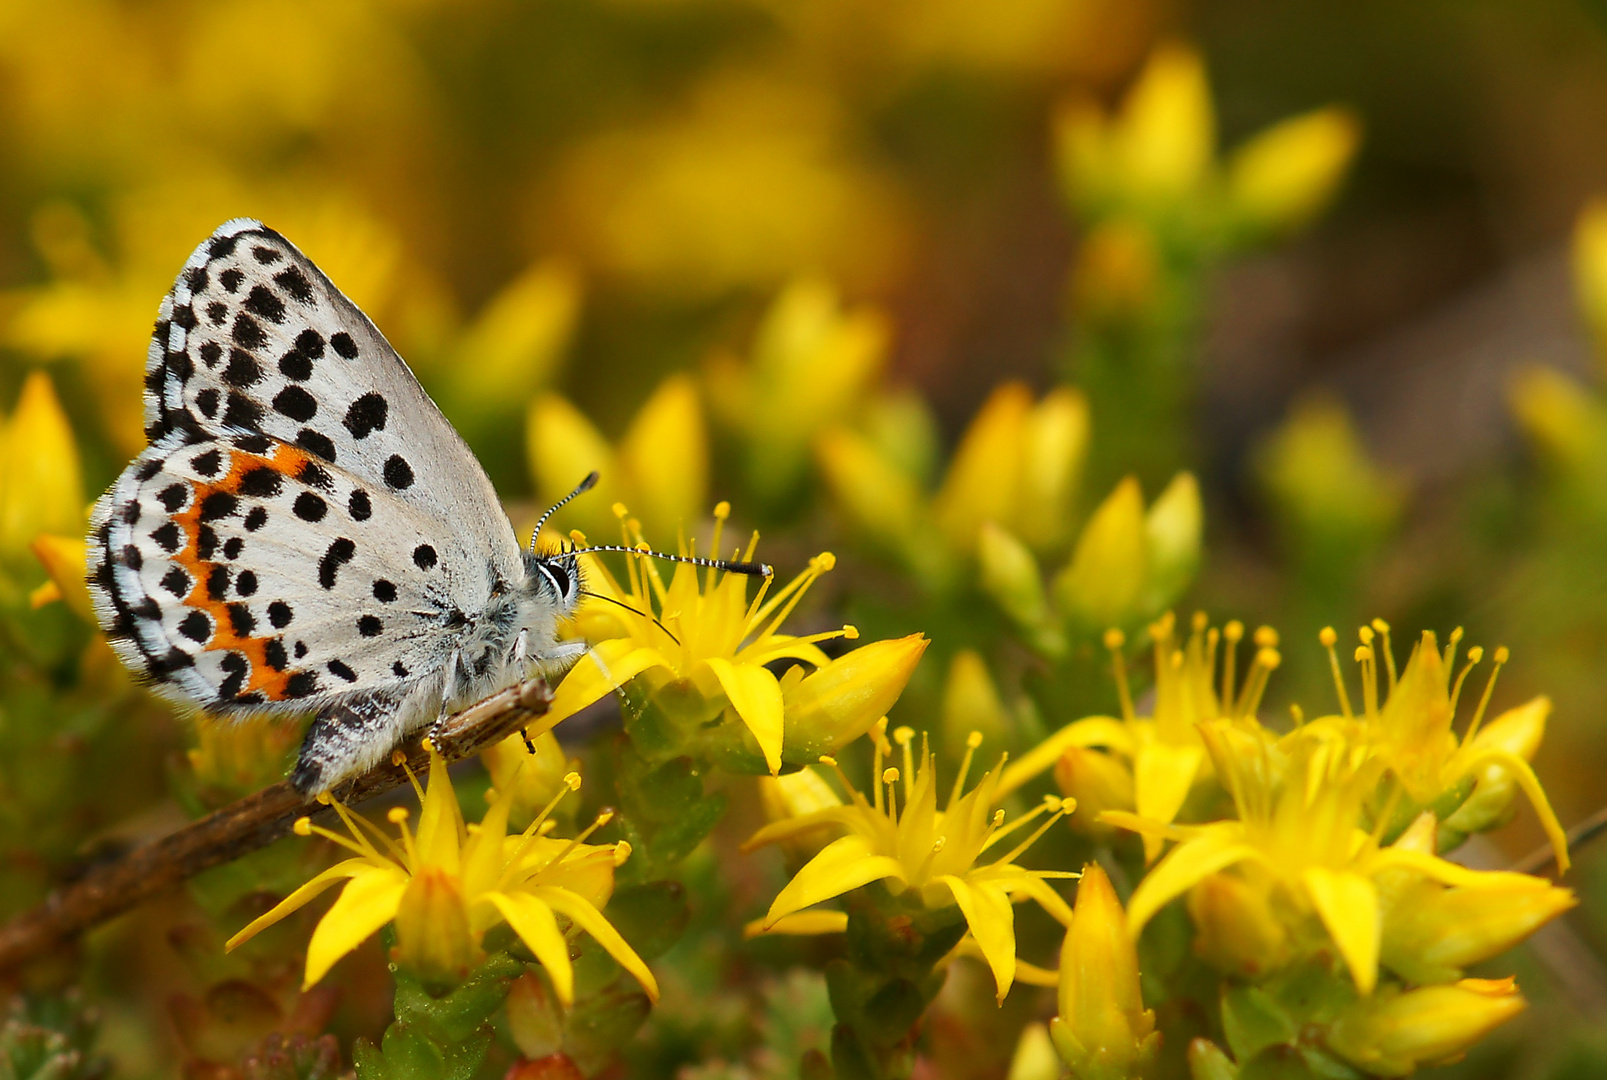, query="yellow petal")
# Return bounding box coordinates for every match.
[1124,827,1259,937]
[451,262,578,408]
[30,534,92,621]
[1133,741,1205,862]
[1055,477,1149,630]
[534,885,659,1002]
[618,374,707,538]
[1303,867,1380,995]
[1015,387,1090,551]
[226,857,373,951]
[1116,43,1215,199]
[526,393,618,539]
[743,910,848,939]
[485,890,575,1005]
[766,834,906,925]
[704,657,785,773]
[0,372,83,562]
[545,641,670,728]
[414,750,465,874]
[815,428,926,554]
[1226,106,1360,235]
[939,874,1017,1002]
[1455,747,1569,872]
[933,383,1032,553]
[996,716,1135,798]
[303,867,409,988]
[982,864,1077,926]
